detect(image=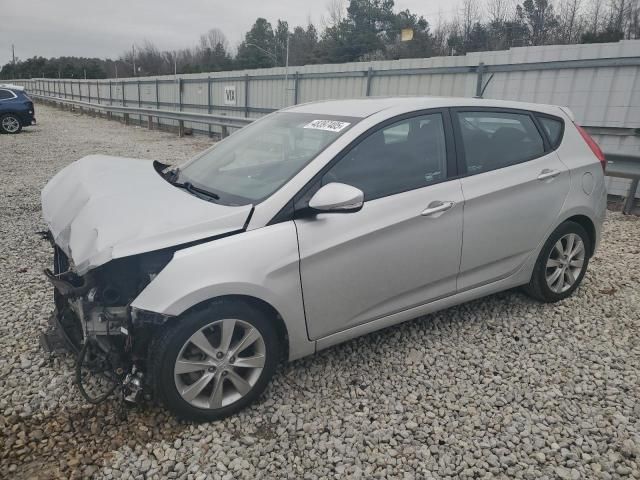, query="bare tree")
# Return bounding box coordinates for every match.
[432,10,449,55]
[459,0,483,42]
[608,0,629,32]
[623,0,640,38]
[488,0,513,23]
[586,0,605,31]
[558,0,585,42]
[321,0,347,29]
[199,28,229,51]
